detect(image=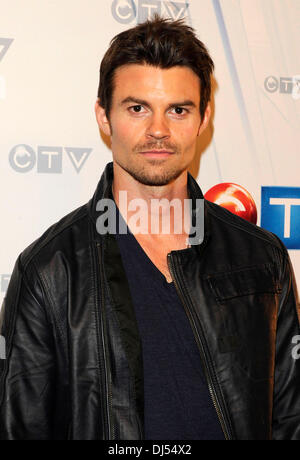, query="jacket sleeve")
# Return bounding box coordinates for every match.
[272,242,300,440]
[0,255,64,440]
